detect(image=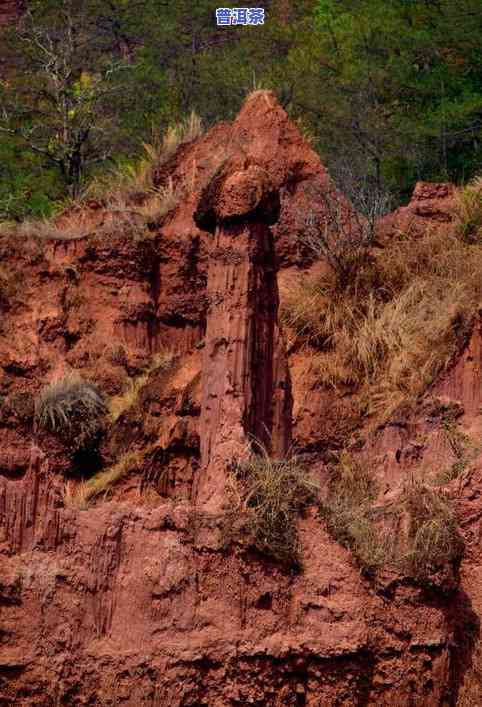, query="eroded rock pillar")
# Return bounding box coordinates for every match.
[194,165,292,509]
